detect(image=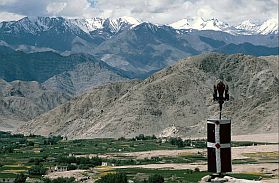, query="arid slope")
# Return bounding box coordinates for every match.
[17,53,278,139]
